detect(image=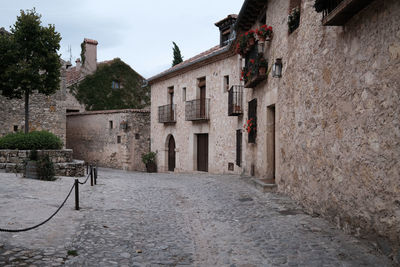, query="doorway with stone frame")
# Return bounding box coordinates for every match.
[266,104,276,183]
[165,134,176,172]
